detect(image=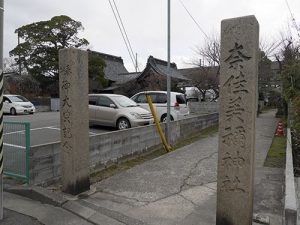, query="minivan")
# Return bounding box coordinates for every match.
[131,91,189,122]
[3,95,36,115]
